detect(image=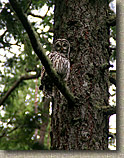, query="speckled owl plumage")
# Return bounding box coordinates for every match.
[39,39,70,98]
